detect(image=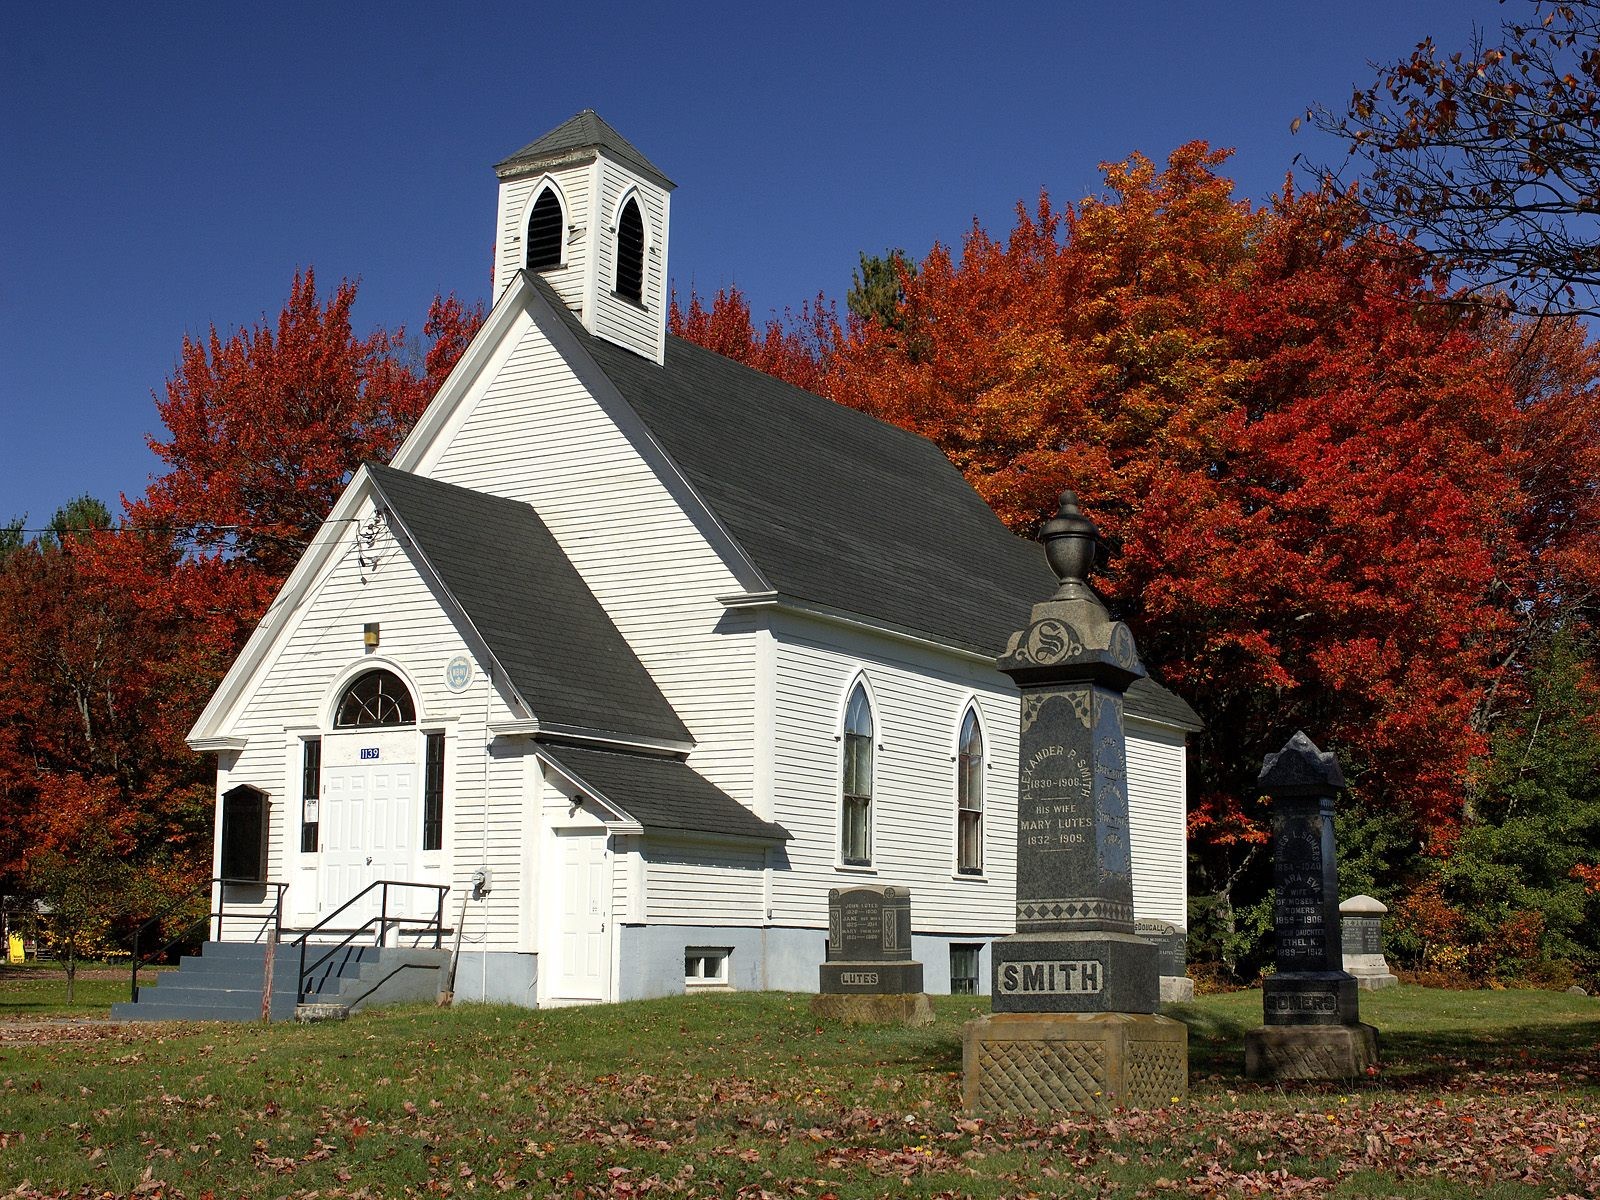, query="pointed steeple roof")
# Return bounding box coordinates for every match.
[495,109,674,189]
